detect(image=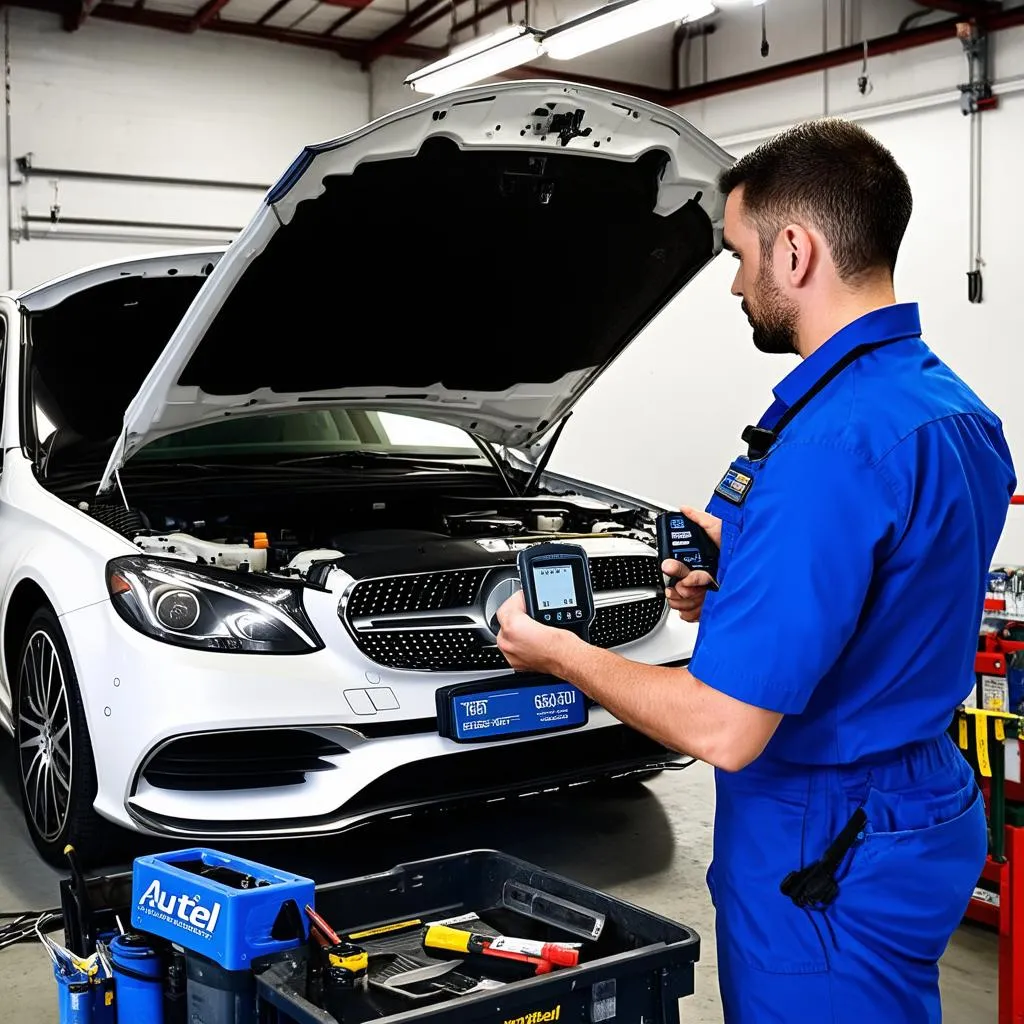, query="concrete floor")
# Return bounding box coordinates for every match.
[0,735,998,1021]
